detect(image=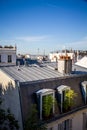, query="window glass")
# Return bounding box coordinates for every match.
[8,55,12,63]
[58,119,72,130]
[58,124,62,130]
[57,85,70,113]
[49,127,53,130]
